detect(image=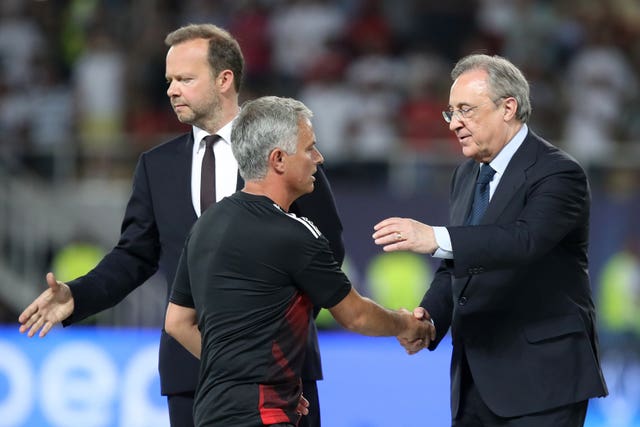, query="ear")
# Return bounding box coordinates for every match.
[269,148,287,174]
[502,97,518,121]
[216,69,235,93]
